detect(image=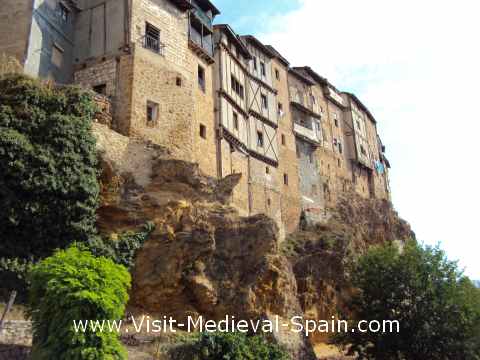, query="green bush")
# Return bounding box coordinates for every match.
[193,332,289,360]
[27,245,131,360]
[87,222,155,269]
[0,74,99,259]
[334,242,480,359]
